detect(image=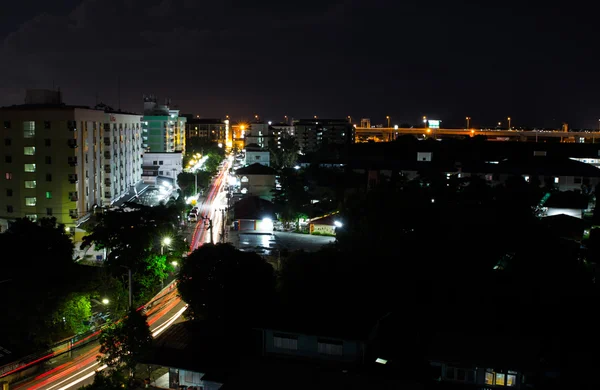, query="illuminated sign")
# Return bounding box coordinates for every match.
[428,120,440,128]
